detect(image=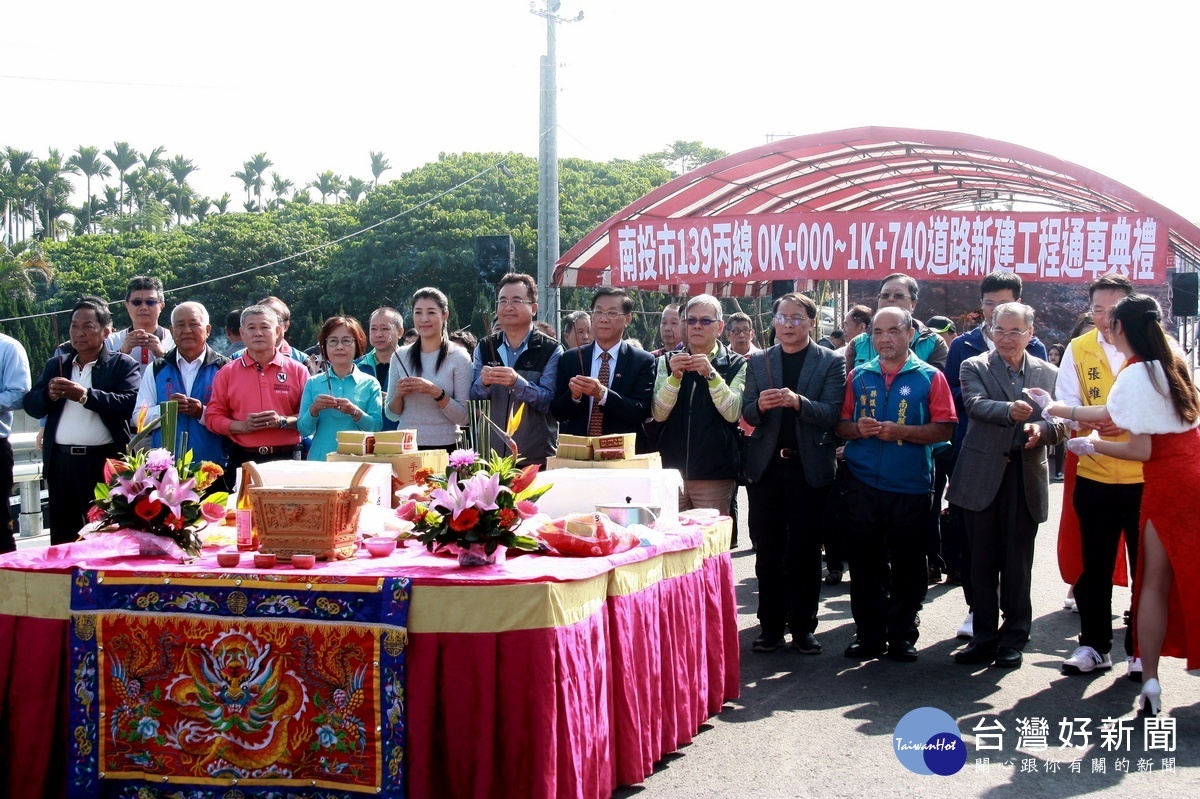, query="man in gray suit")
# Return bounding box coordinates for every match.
[741,293,845,653]
[947,302,1067,669]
